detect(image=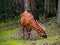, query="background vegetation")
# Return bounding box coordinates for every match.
[0,0,60,45]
